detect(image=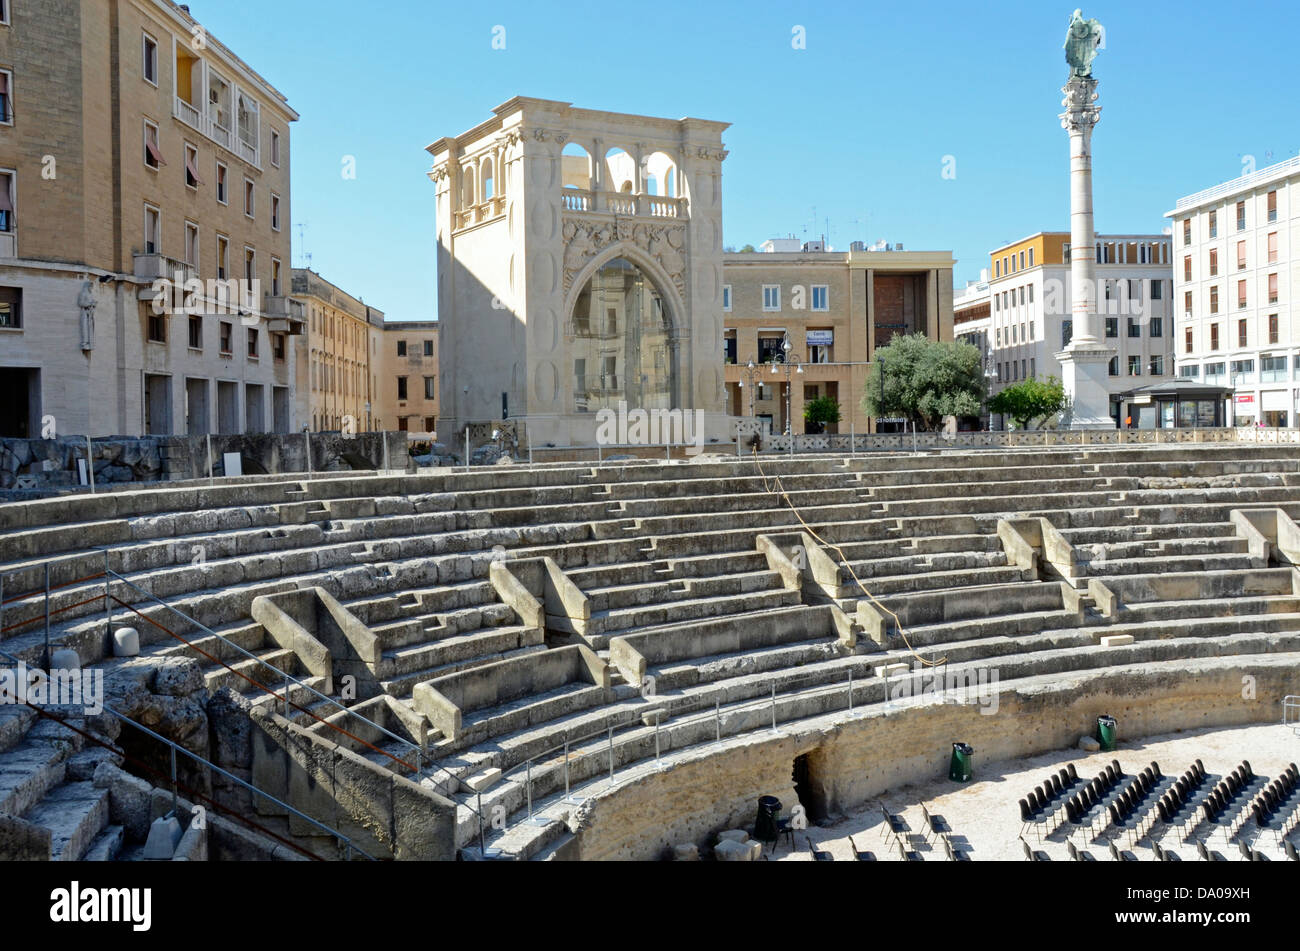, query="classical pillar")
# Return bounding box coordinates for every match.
[1056,71,1116,429]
